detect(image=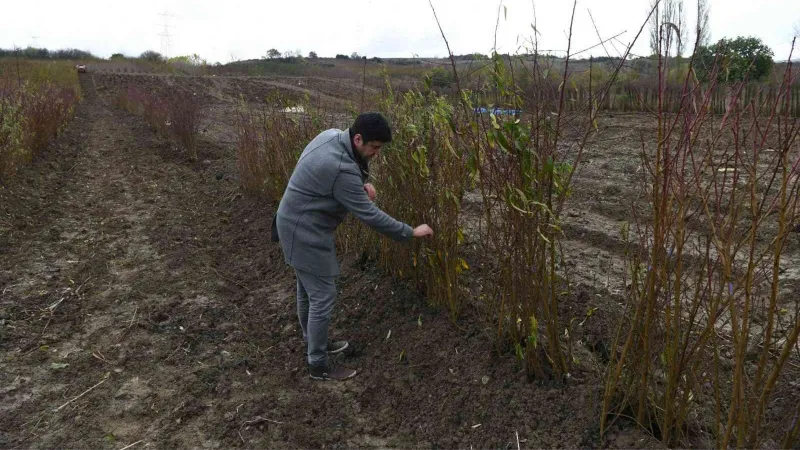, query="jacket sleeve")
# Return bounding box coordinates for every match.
[332,168,413,242]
